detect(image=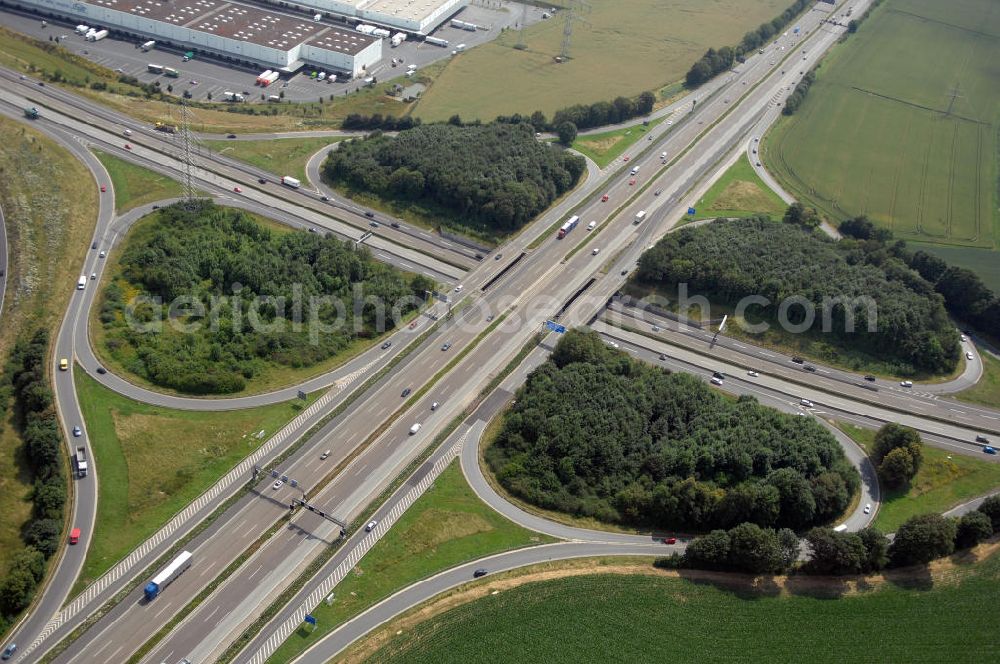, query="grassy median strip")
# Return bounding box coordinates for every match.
[93,150,184,212]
